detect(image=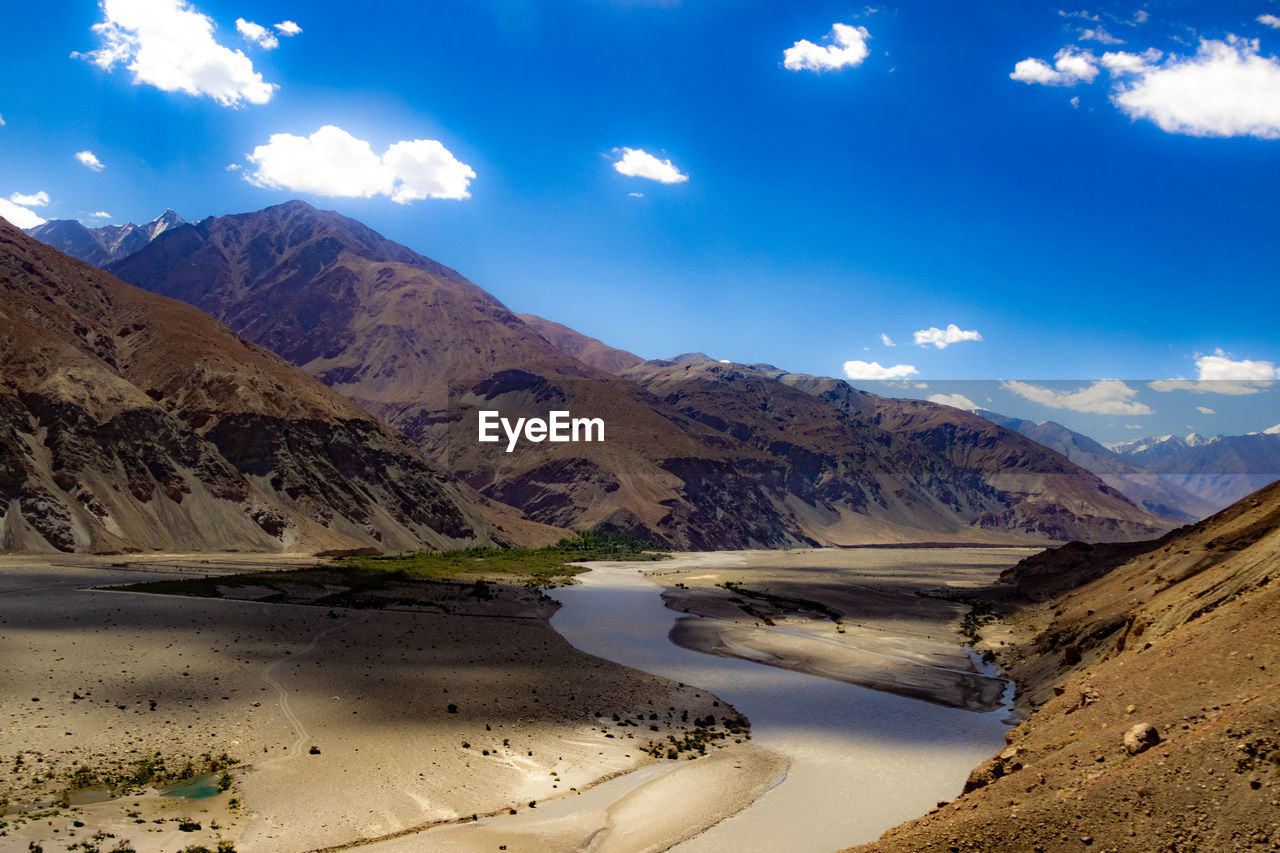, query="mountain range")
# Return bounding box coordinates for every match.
[0,218,544,553]
[5,200,1184,553]
[25,210,186,267]
[1103,429,1280,511]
